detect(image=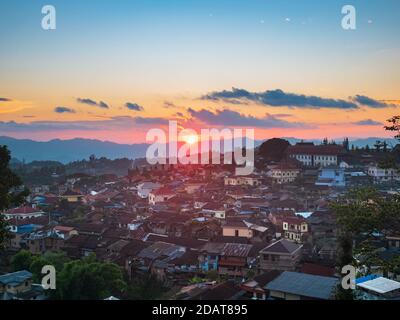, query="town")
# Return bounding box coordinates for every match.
[1,136,400,300]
